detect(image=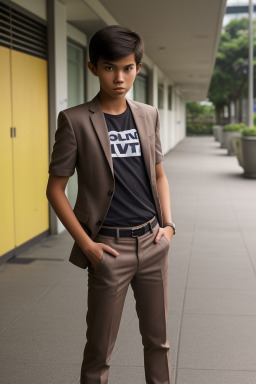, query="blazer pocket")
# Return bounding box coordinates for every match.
[69,242,90,269]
